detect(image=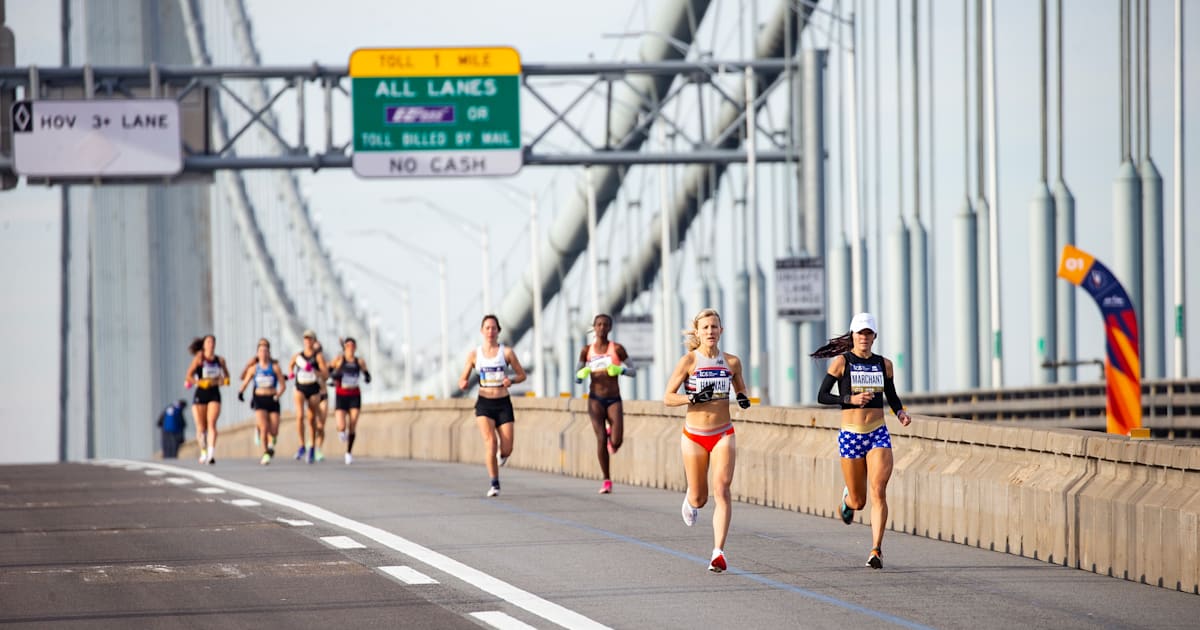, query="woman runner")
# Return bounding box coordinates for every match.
[288,330,329,463]
[183,335,230,465]
[329,337,371,464]
[238,338,286,465]
[574,313,636,494]
[457,315,527,497]
[813,312,912,569]
[664,308,750,573]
